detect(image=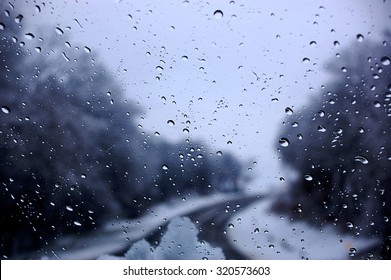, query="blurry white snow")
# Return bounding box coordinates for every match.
[36,192,252,259]
[98,217,225,260]
[227,197,381,260]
